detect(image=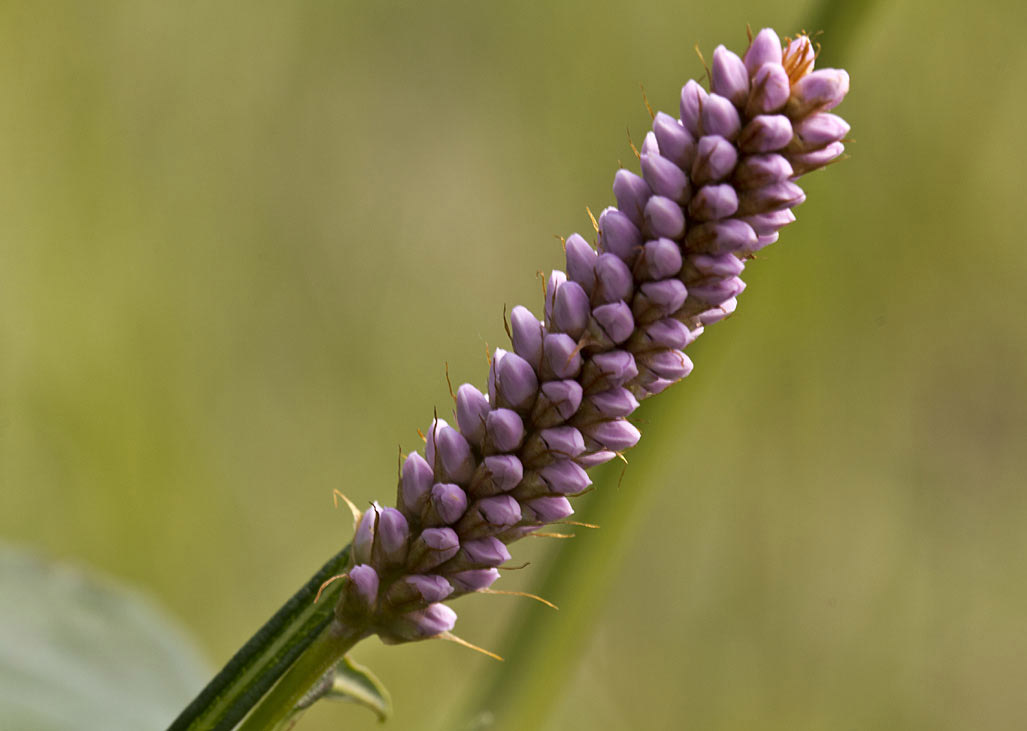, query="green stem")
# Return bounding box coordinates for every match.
[167,544,352,731]
[237,620,367,731]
